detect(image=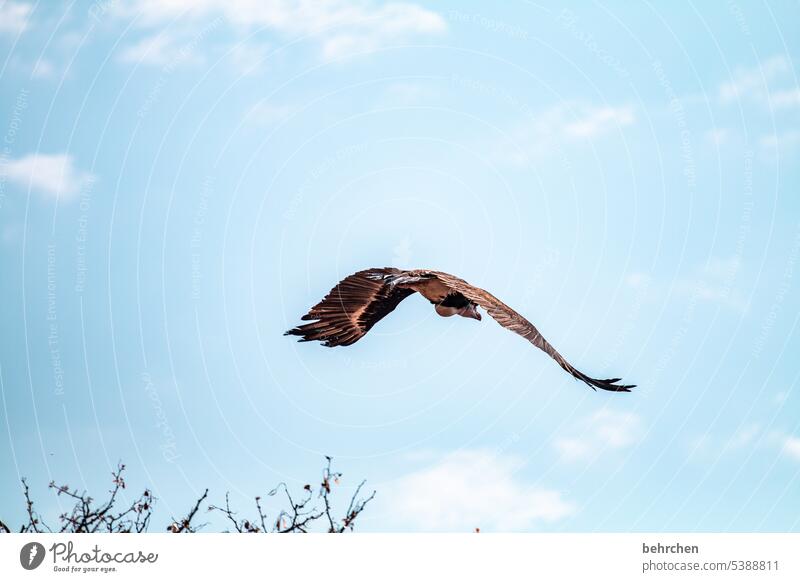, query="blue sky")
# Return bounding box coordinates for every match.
[1,0,799,532]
